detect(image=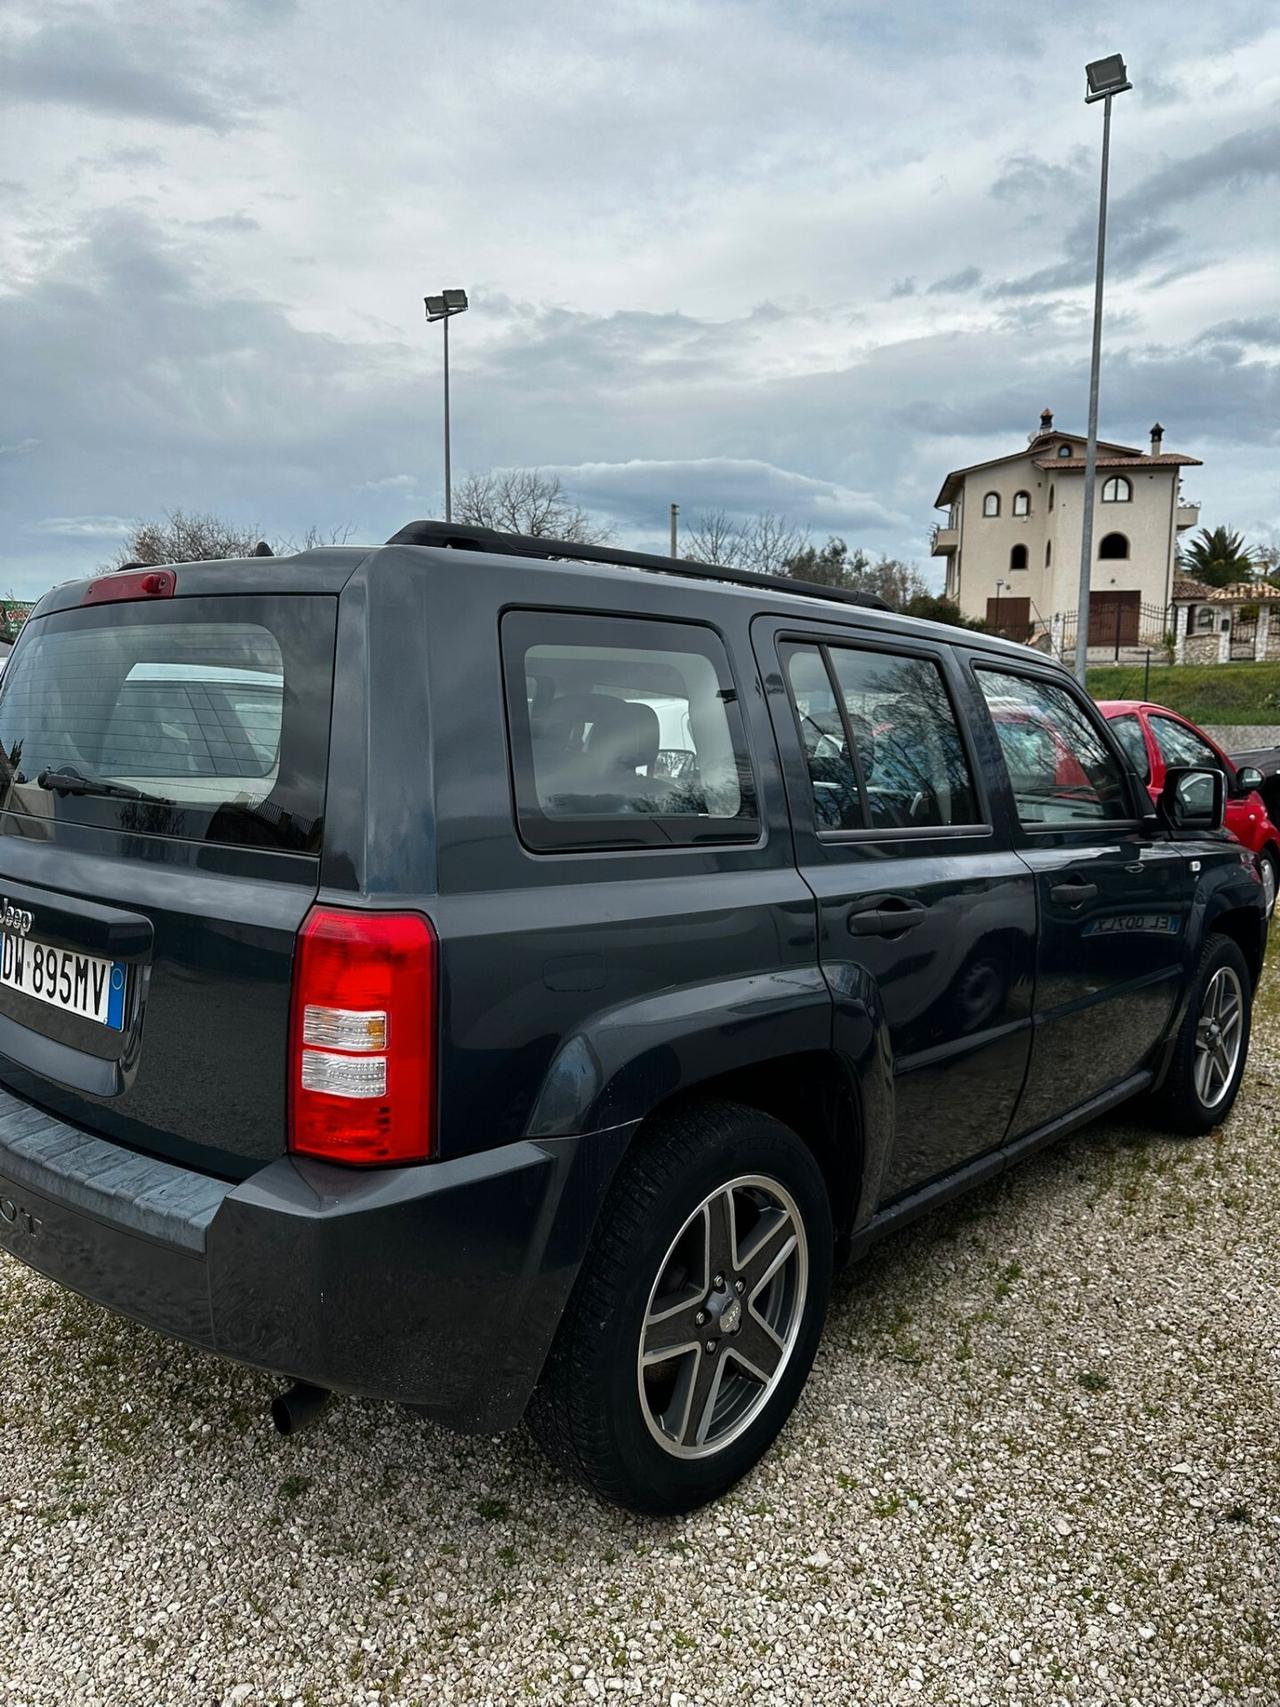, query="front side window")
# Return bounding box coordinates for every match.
[1012,490,1031,517]
[502,611,758,851]
[1109,713,1150,784]
[978,668,1131,825]
[1149,714,1222,774]
[983,492,1000,517]
[1102,476,1132,502]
